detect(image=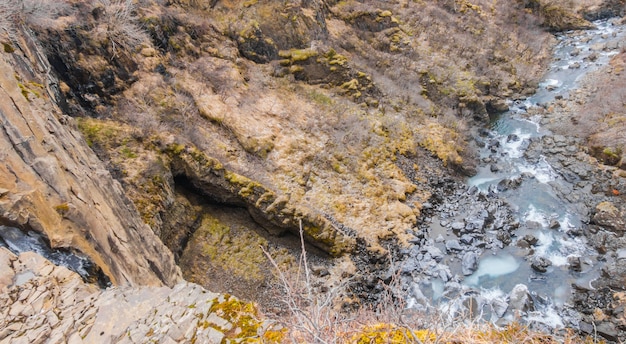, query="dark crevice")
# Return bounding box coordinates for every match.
[0,224,111,288]
[162,174,328,263]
